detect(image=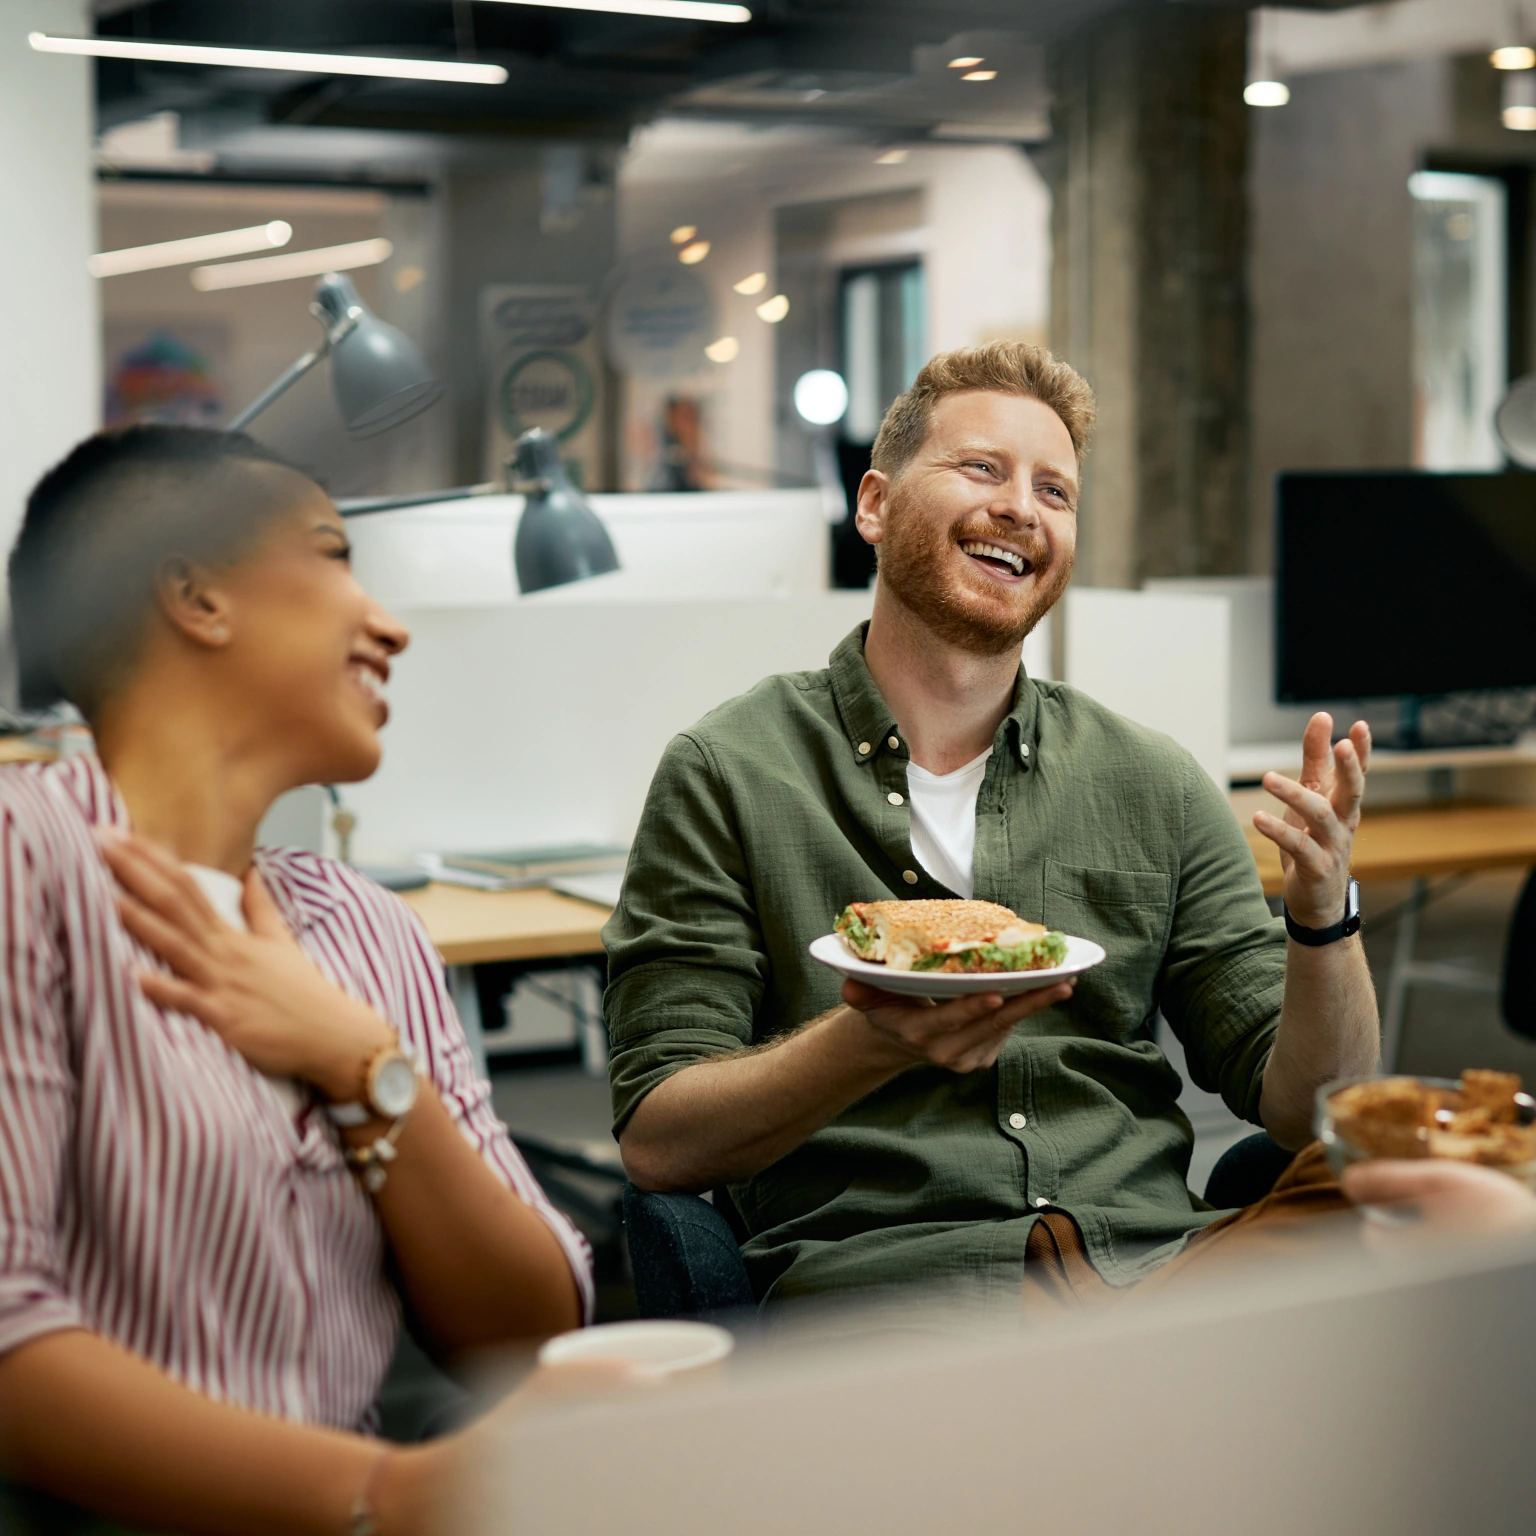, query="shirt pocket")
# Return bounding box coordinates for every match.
[1042,861,1172,1039]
